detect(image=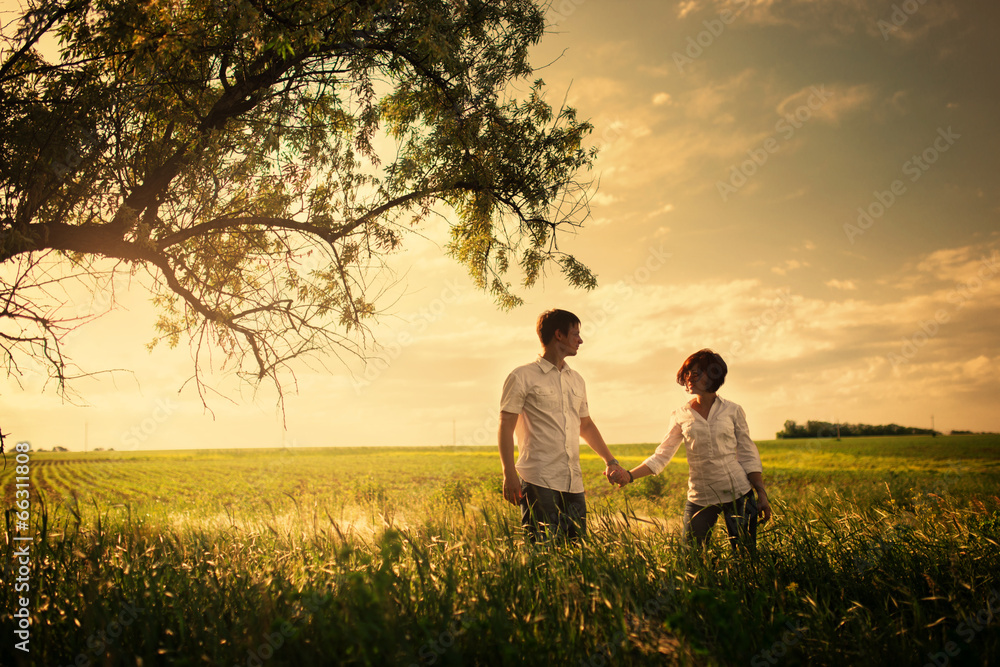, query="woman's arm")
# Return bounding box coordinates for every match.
[733,405,771,522]
[747,471,772,523]
[734,405,764,477]
[616,463,653,486]
[611,414,683,486]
